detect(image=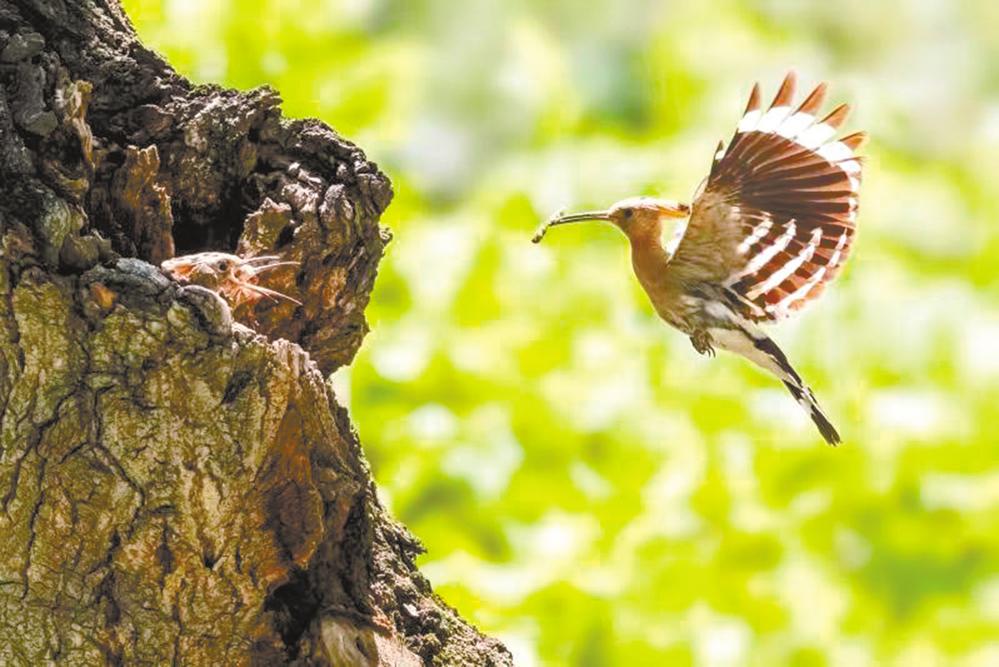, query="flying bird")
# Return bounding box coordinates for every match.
[533,72,865,444]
